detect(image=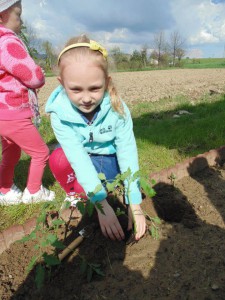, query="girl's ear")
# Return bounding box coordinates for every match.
[106,76,111,90]
[57,76,63,86]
